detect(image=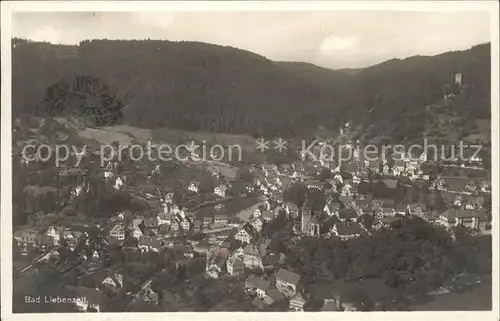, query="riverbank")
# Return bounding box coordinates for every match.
[410,281,492,311]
